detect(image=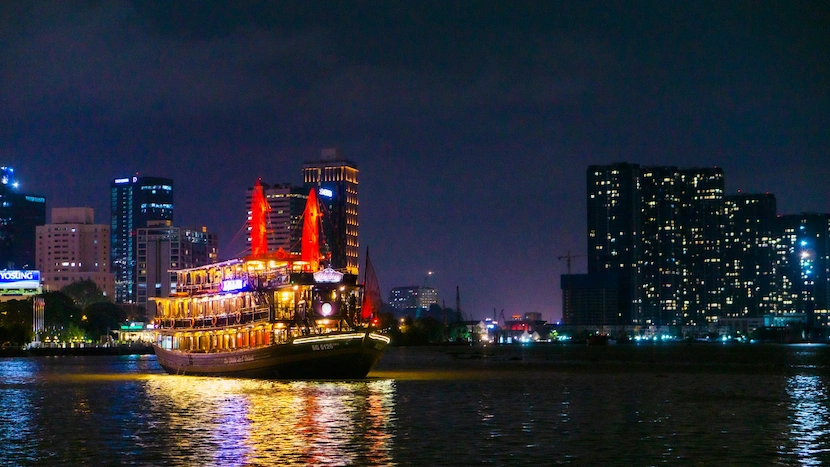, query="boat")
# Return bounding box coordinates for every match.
[150,180,389,378]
